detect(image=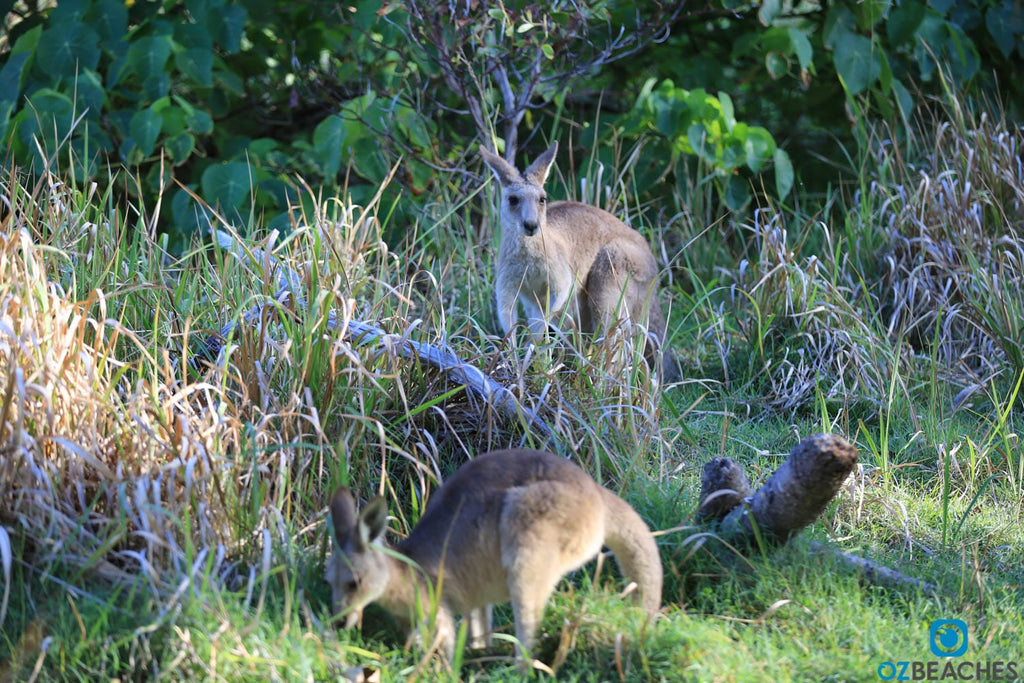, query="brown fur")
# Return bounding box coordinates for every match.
[326,449,663,662]
[481,142,676,379]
